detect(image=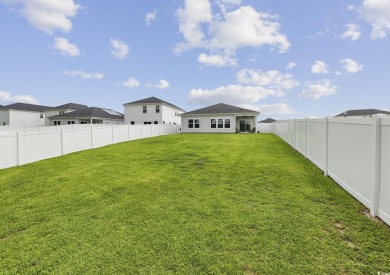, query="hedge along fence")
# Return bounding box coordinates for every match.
[0,124,181,170]
[273,117,390,227]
